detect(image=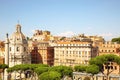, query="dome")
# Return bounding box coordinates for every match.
[9,24,27,44]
